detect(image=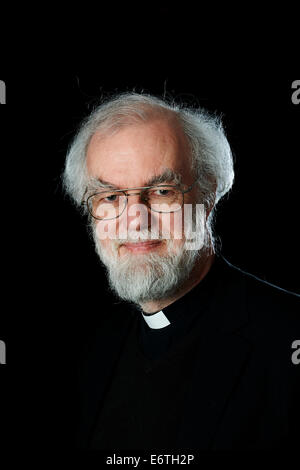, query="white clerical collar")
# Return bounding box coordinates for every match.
[142,310,171,329]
